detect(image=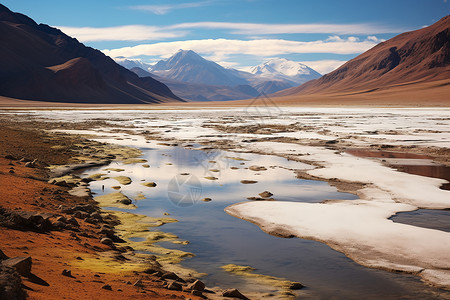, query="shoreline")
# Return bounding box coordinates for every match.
[0,121,207,299]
